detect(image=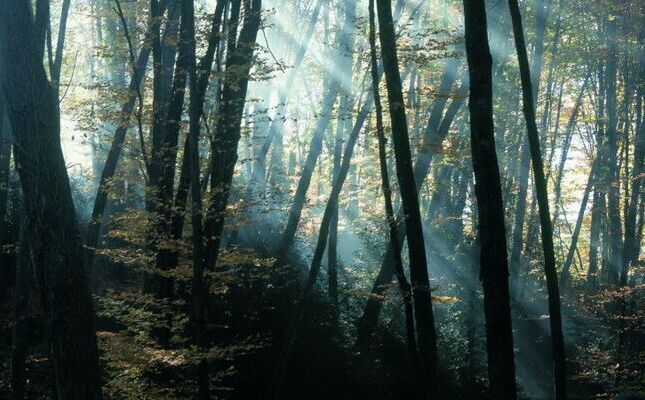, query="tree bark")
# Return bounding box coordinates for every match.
[10,224,30,400]
[508,1,567,398]
[604,15,623,286]
[376,0,438,391]
[354,77,467,351]
[621,90,643,285]
[203,0,262,272]
[0,1,102,397]
[368,0,418,368]
[463,1,517,398]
